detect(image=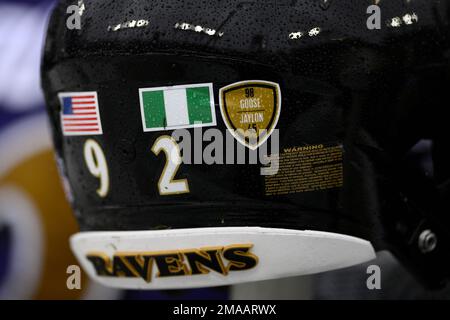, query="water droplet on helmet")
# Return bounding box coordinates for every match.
[320,0,333,10]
